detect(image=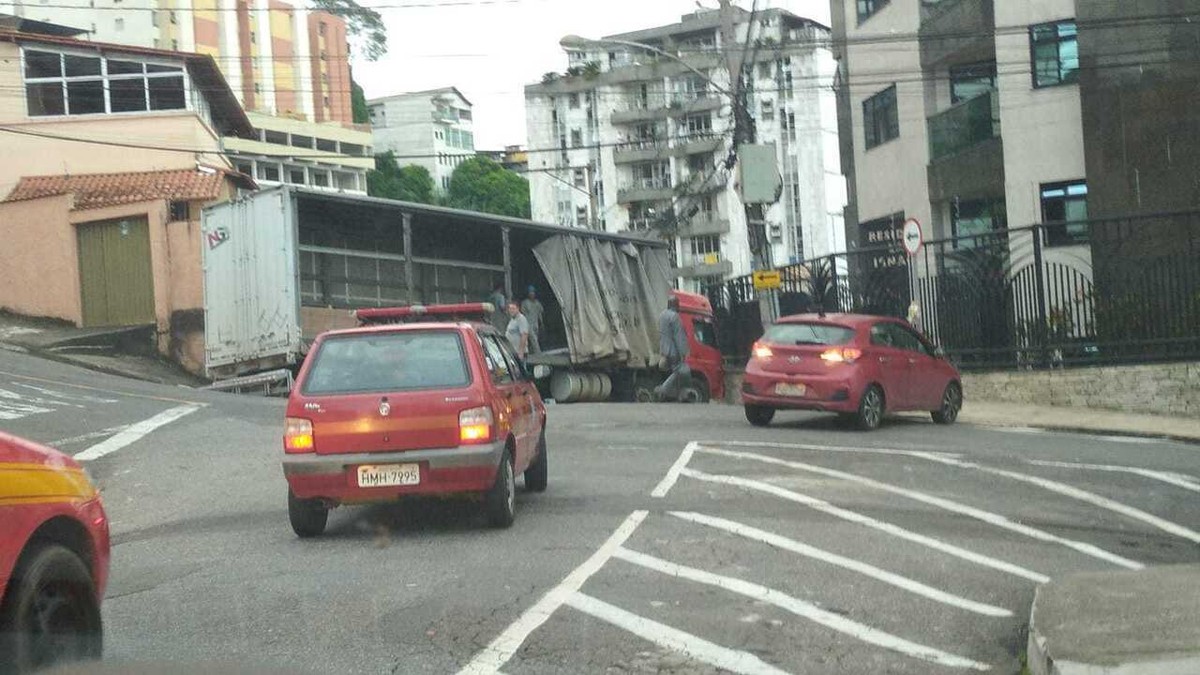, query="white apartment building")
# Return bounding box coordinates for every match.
[524,6,846,288]
[832,0,1088,262]
[368,87,476,193]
